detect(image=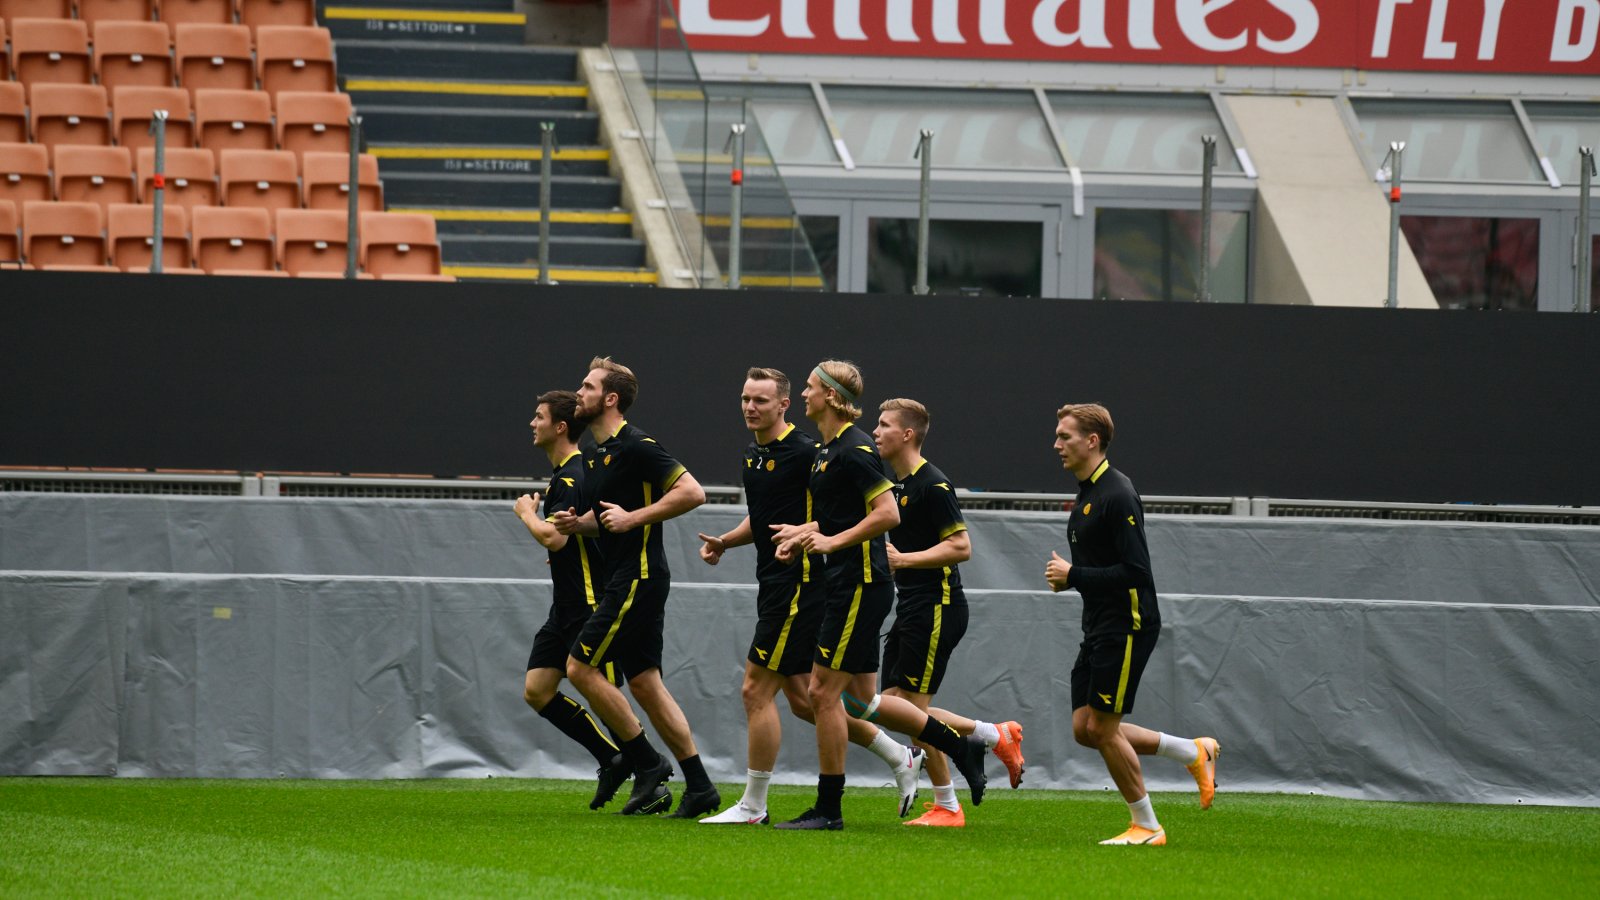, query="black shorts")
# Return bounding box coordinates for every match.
[748,579,825,677]
[881,594,969,695]
[571,574,669,680]
[813,575,893,674]
[1070,626,1161,715]
[528,603,623,686]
